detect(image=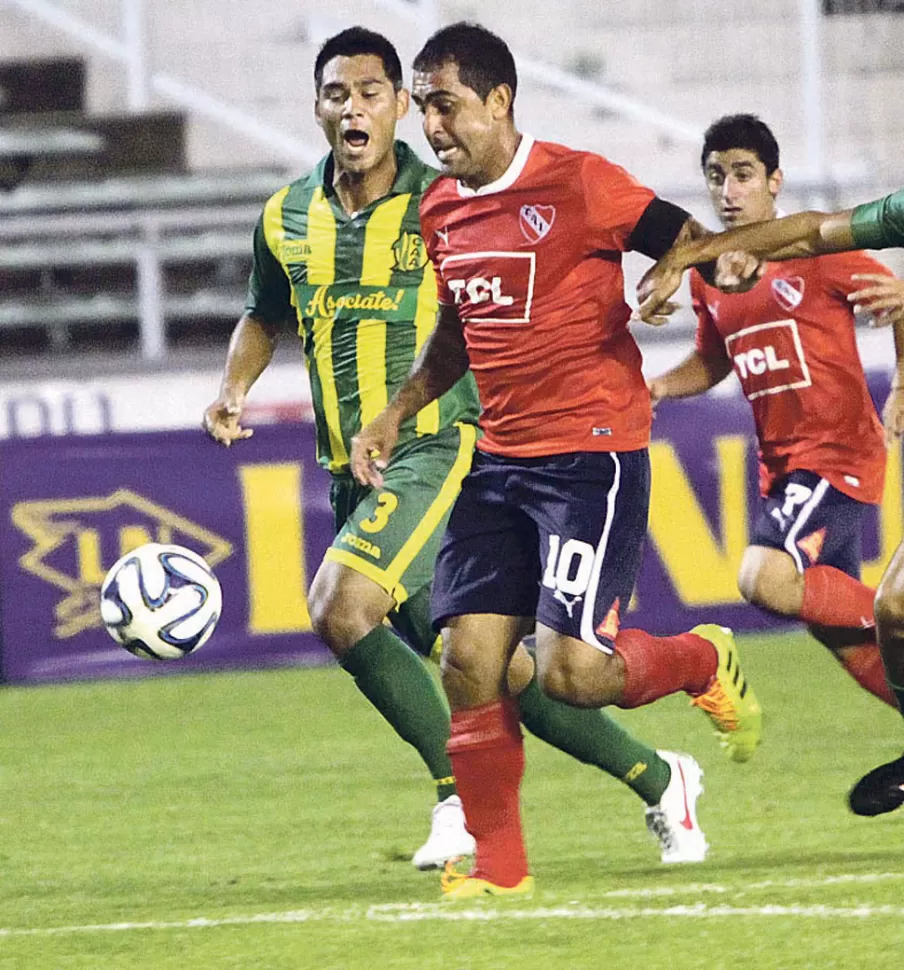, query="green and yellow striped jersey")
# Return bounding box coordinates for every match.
[245,141,479,473]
